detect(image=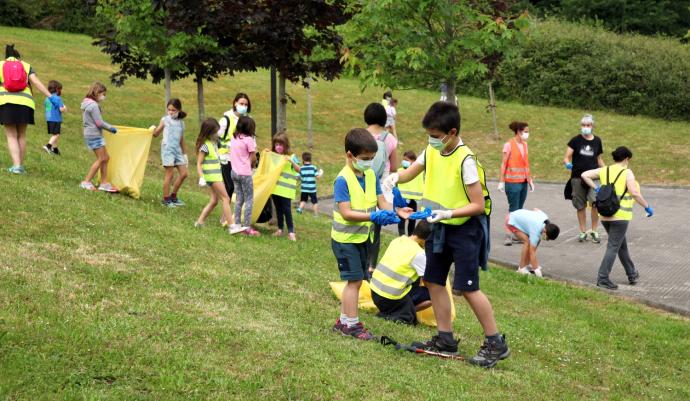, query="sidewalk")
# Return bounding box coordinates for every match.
[317,181,690,316]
